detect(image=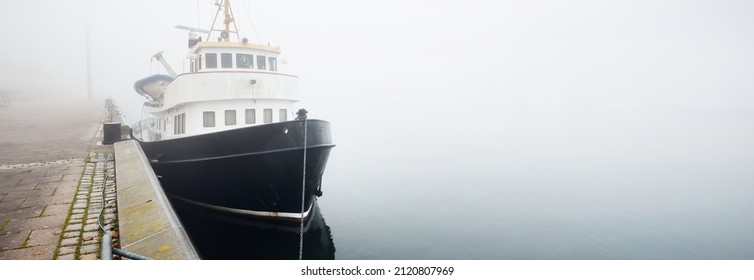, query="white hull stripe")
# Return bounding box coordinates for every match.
[169,194,314,220]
